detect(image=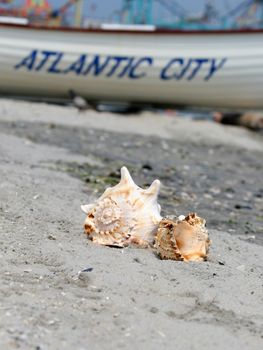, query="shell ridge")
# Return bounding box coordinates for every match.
[82,167,162,246]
